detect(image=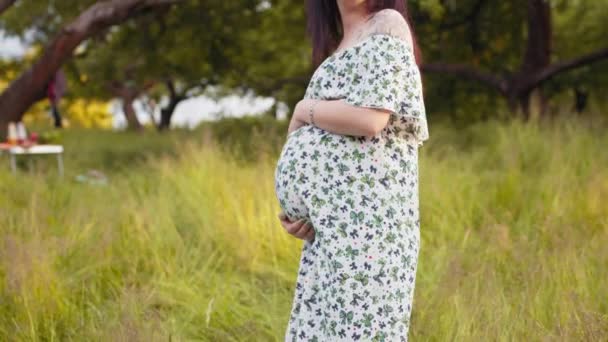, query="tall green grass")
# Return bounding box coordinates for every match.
[0,113,606,341]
